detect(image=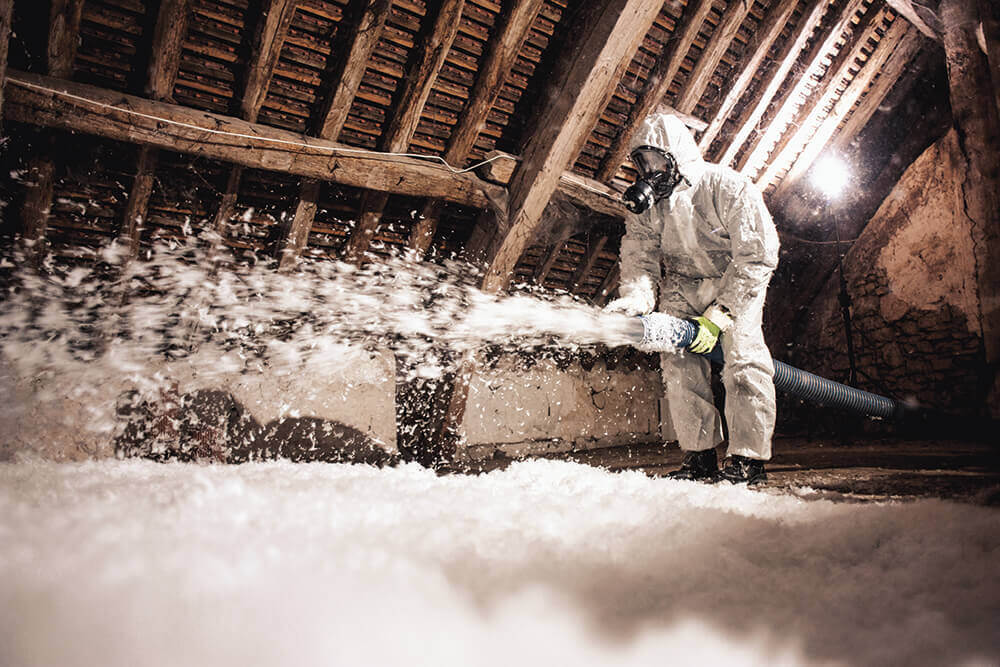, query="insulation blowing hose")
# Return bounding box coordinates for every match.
[627,312,903,421]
